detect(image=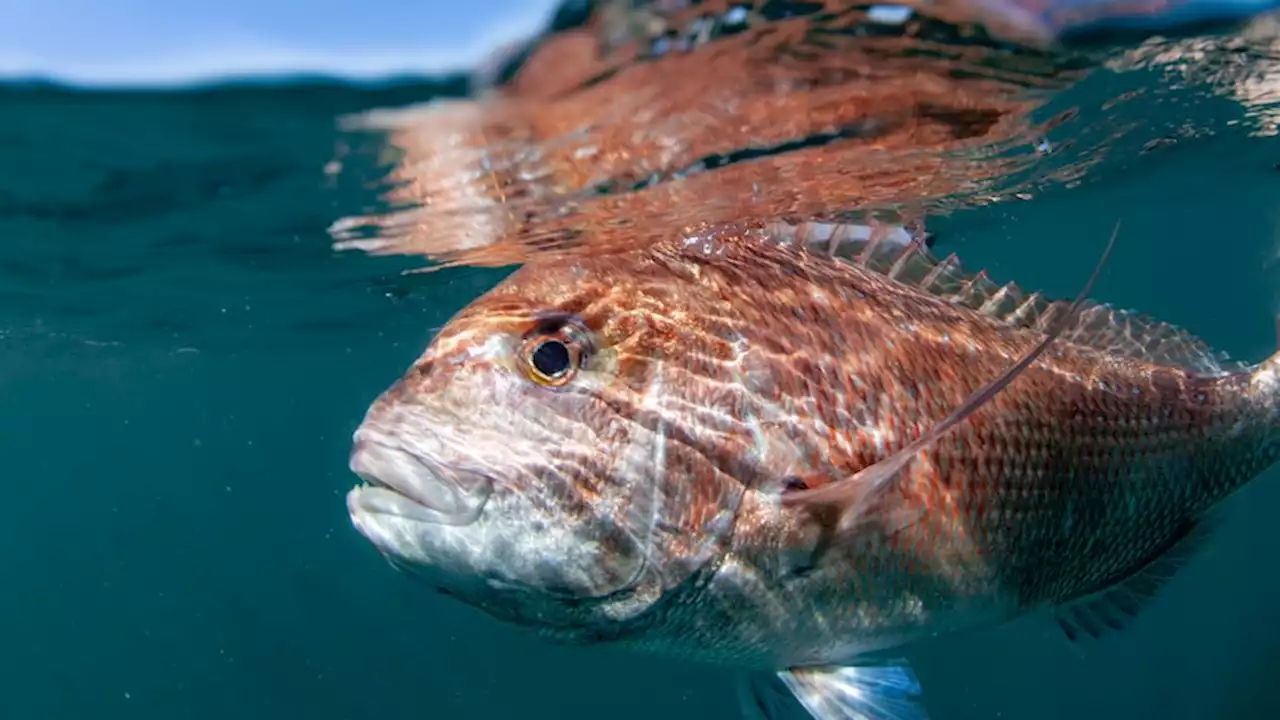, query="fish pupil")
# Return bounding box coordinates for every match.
[532,339,572,378]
